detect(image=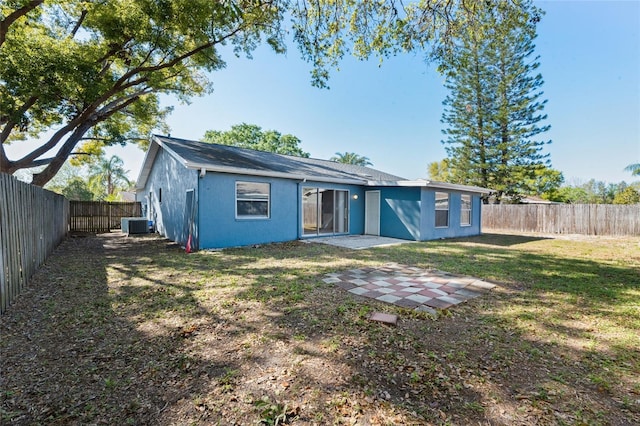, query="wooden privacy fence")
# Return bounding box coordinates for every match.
[1,173,69,314]
[482,204,640,236]
[69,201,142,233]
